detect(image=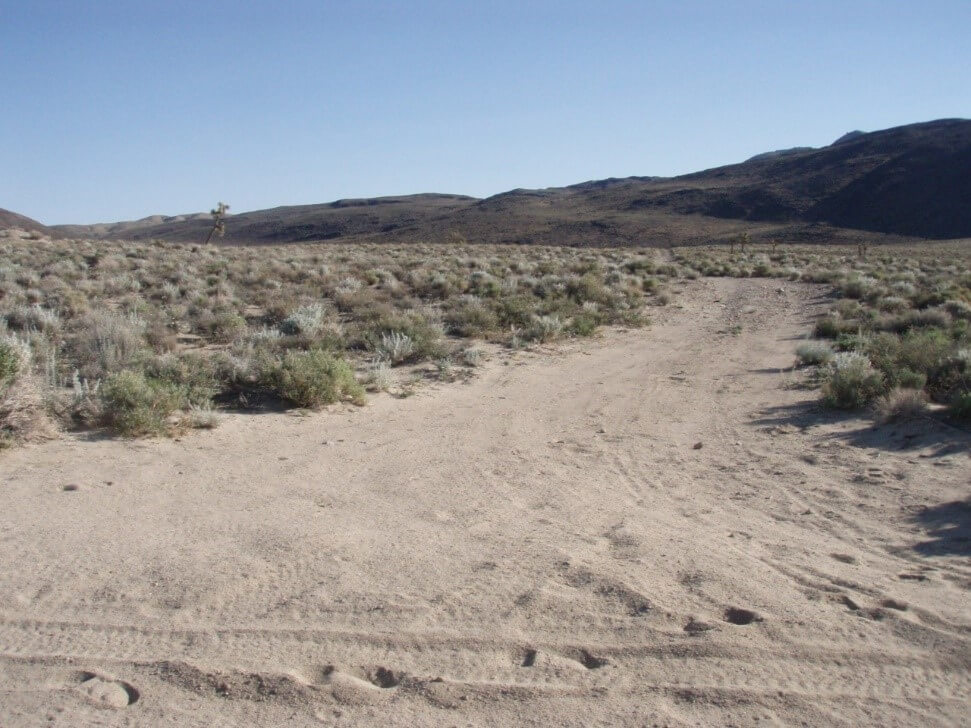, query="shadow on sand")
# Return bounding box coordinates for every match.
[911,498,971,557]
[750,399,970,455]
